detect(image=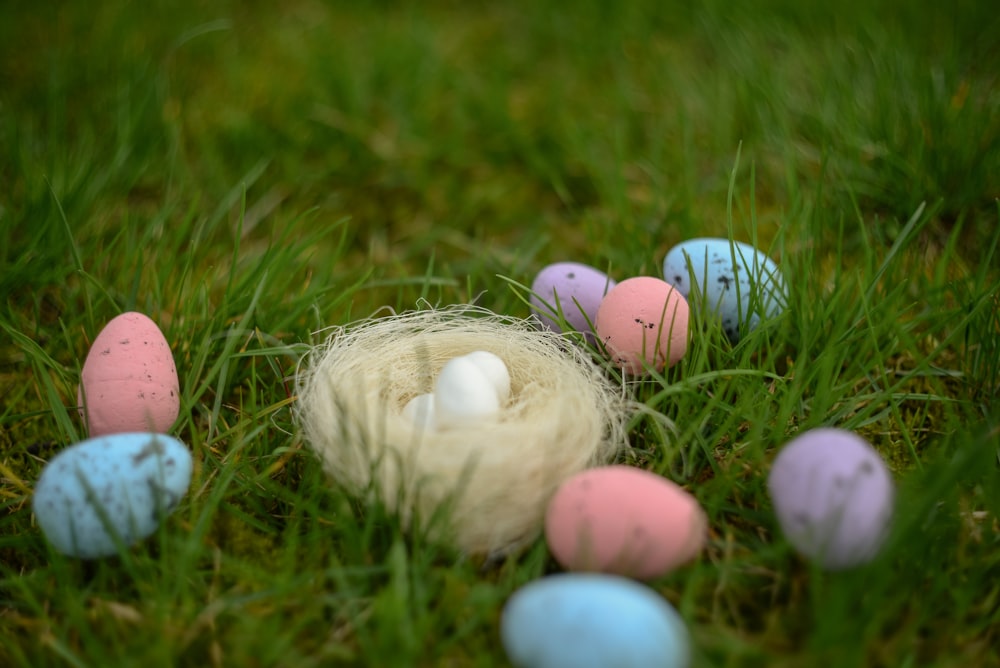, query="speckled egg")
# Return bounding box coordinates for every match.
[545,465,706,580]
[767,428,894,570]
[78,311,180,436]
[530,262,617,343]
[662,238,786,342]
[594,277,689,374]
[501,573,691,668]
[32,433,193,559]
